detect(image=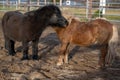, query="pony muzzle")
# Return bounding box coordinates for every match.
[59,17,69,27]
